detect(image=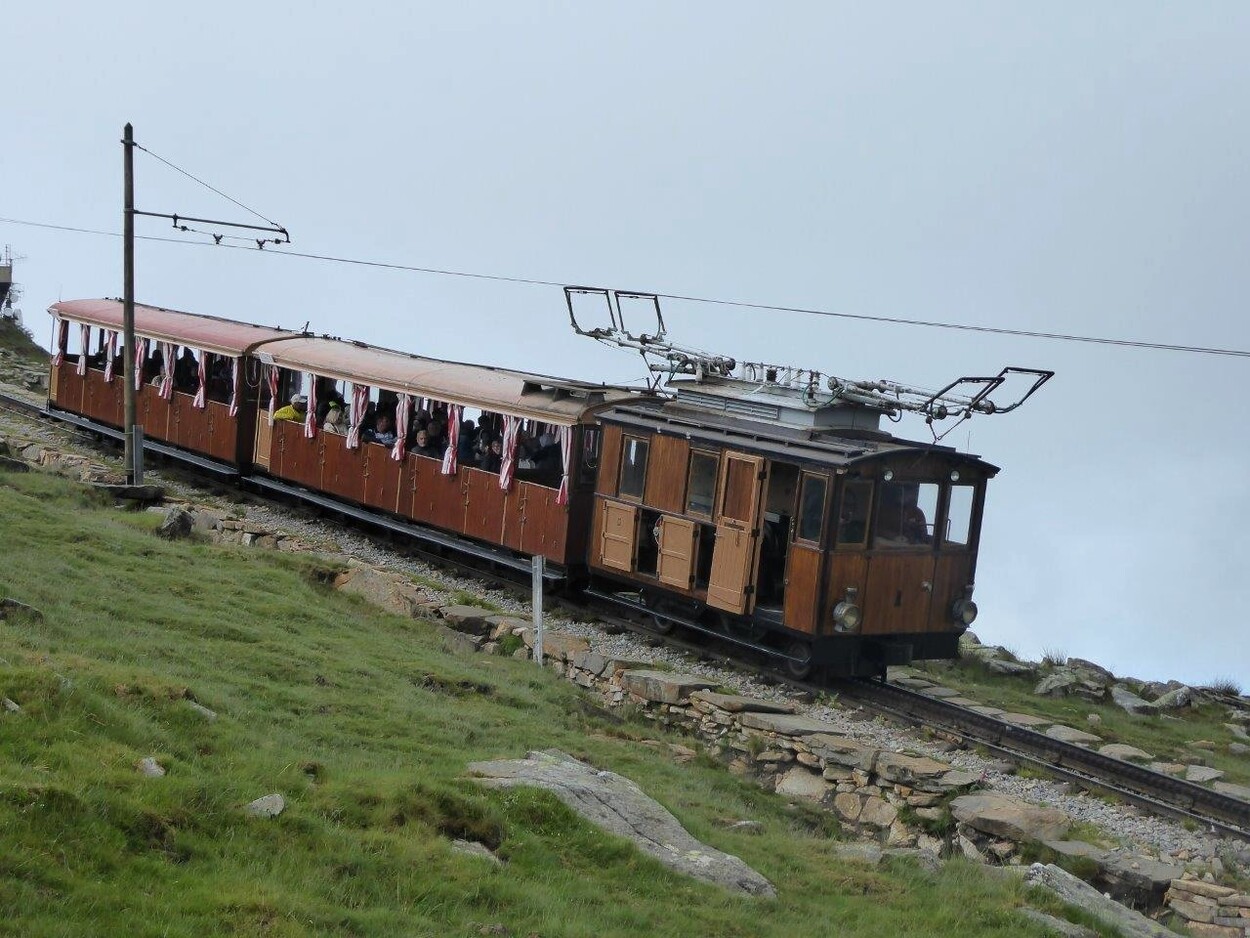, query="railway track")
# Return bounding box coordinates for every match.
[3,385,1248,842]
